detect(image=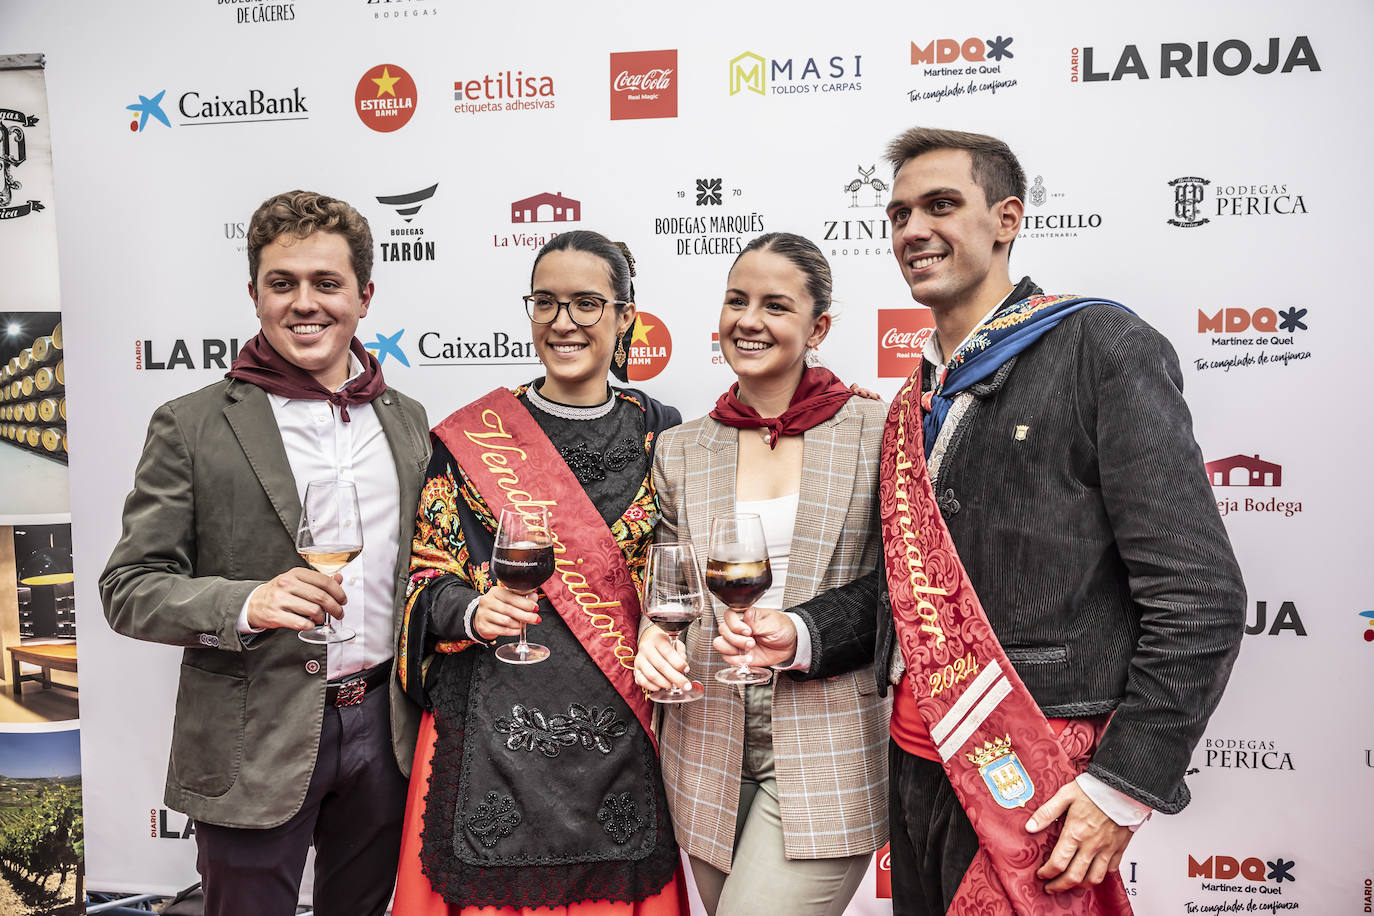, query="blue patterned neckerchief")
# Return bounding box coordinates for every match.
[921,294,1133,457]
